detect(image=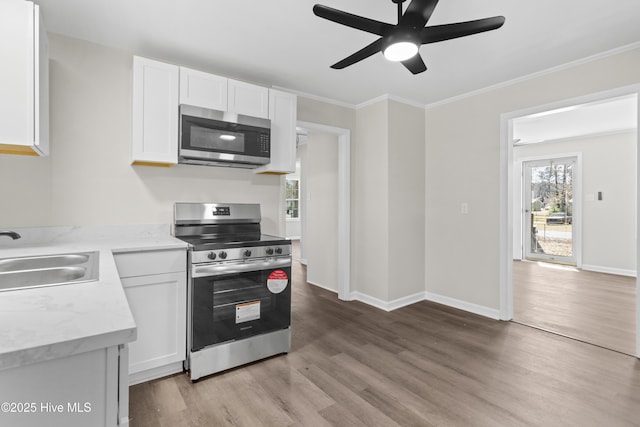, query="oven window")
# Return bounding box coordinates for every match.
[191,126,245,153]
[212,276,272,322]
[191,268,291,351]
